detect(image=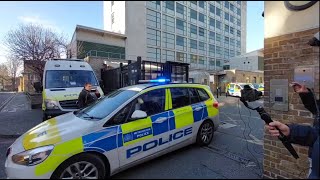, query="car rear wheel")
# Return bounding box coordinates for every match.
[51,153,107,179]
[196,120,214,146]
